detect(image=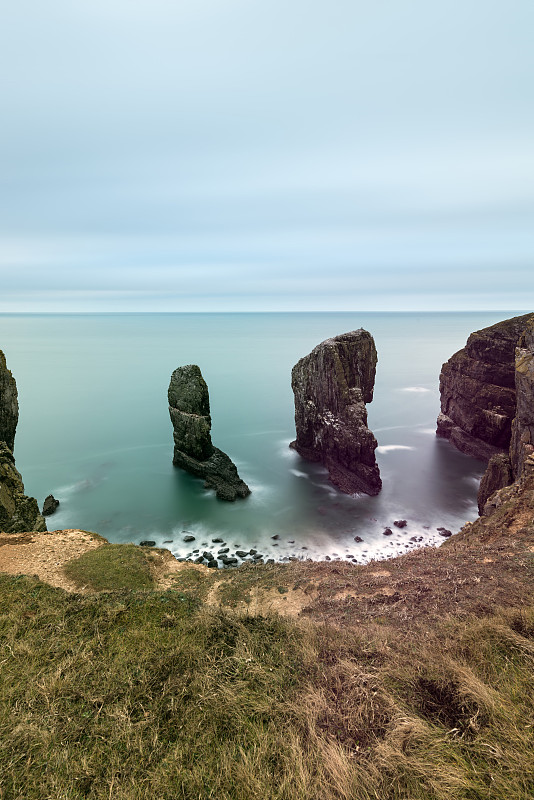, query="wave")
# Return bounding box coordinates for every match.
[399,386,432,393]
[377,445,415,453]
